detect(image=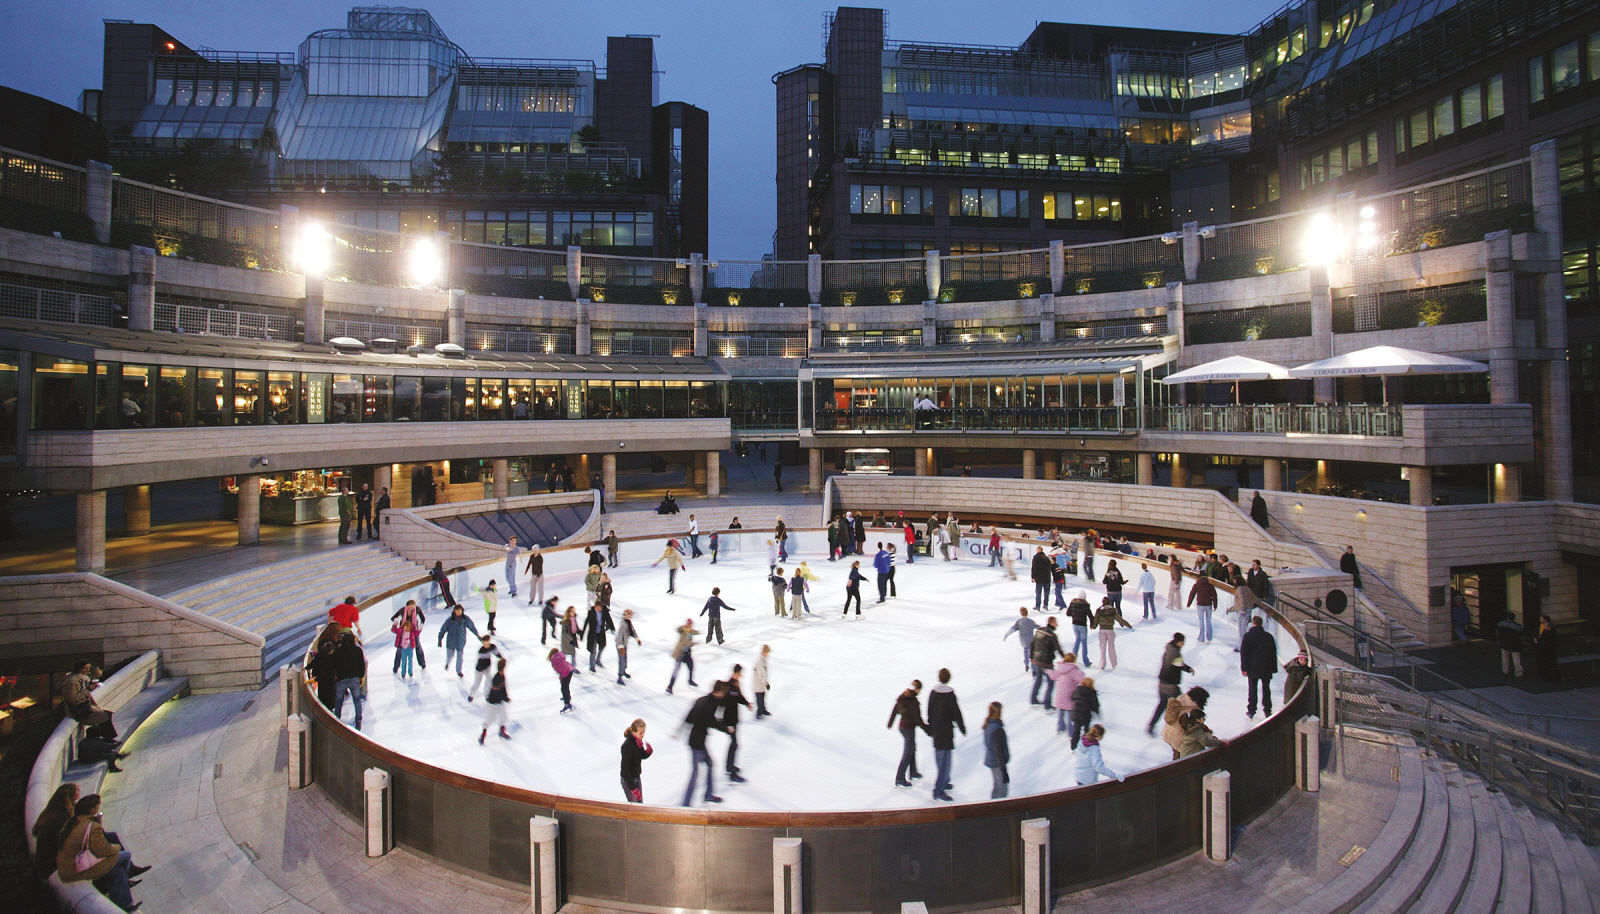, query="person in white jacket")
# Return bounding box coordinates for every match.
[1074,724,1124,785]
[1137,565,1159,620]
[752,645,773,718]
